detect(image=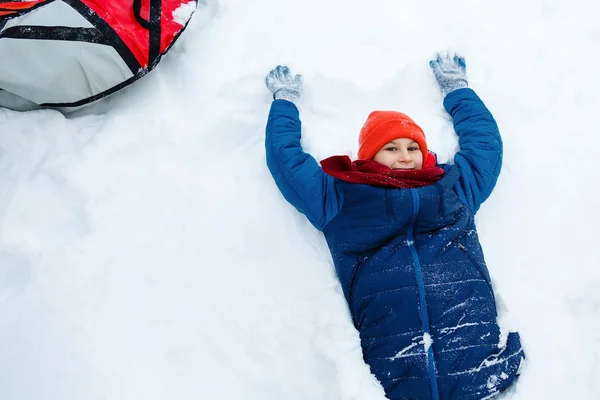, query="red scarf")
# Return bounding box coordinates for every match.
[320,152,444,189]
